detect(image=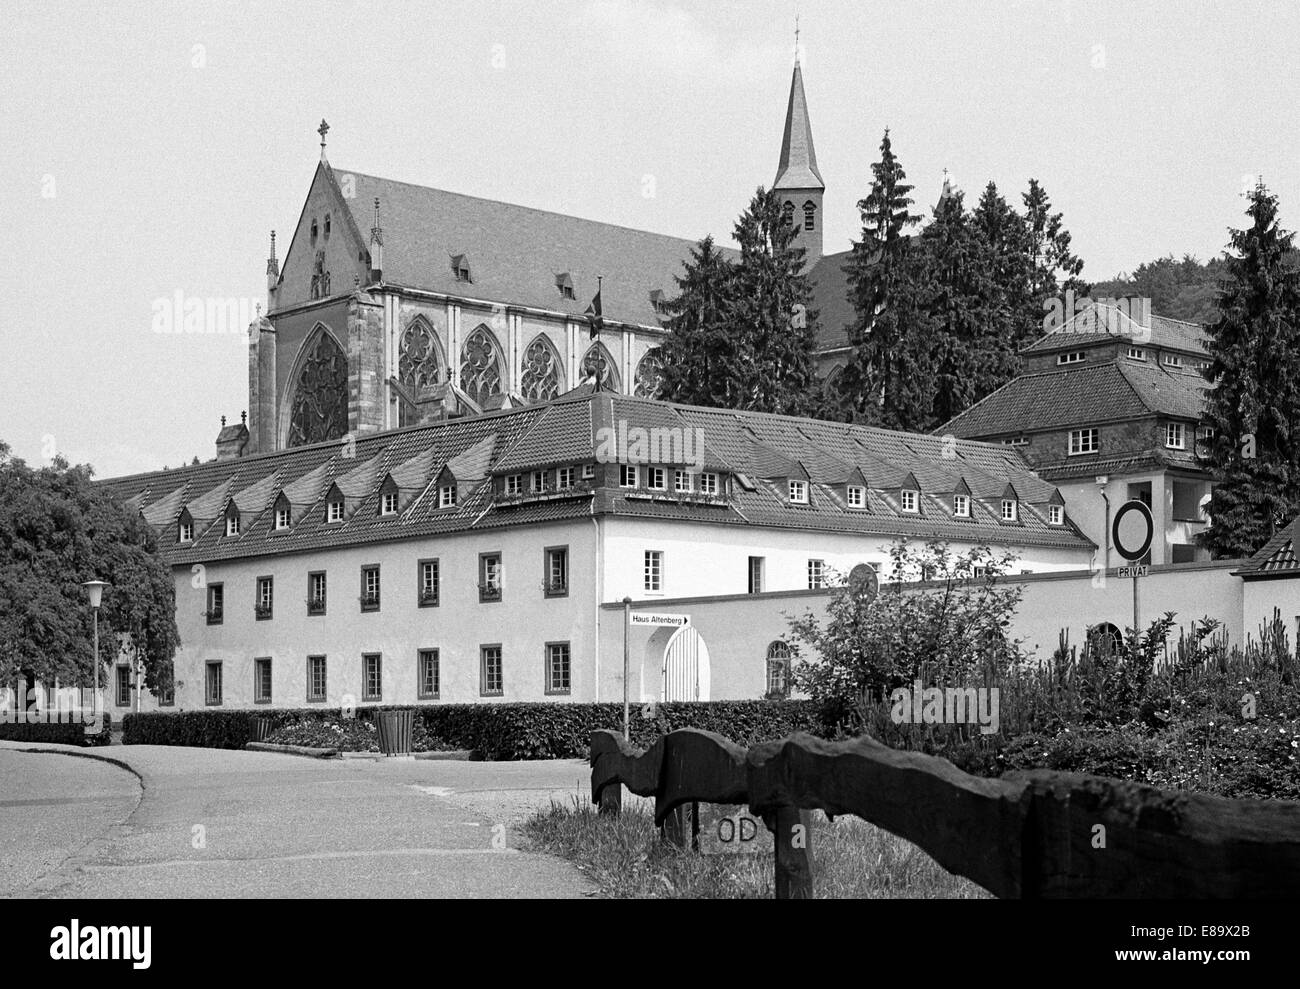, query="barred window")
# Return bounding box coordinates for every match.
[481,645,503,696]
[545,642,571,695]
[418,649,439,700]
